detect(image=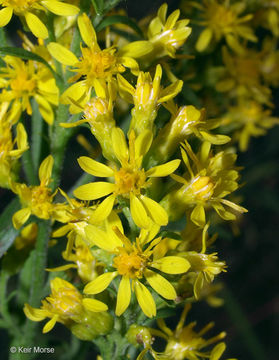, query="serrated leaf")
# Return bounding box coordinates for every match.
[96,15,143,37]
[0,46,60,83]
[0,198,21,258]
